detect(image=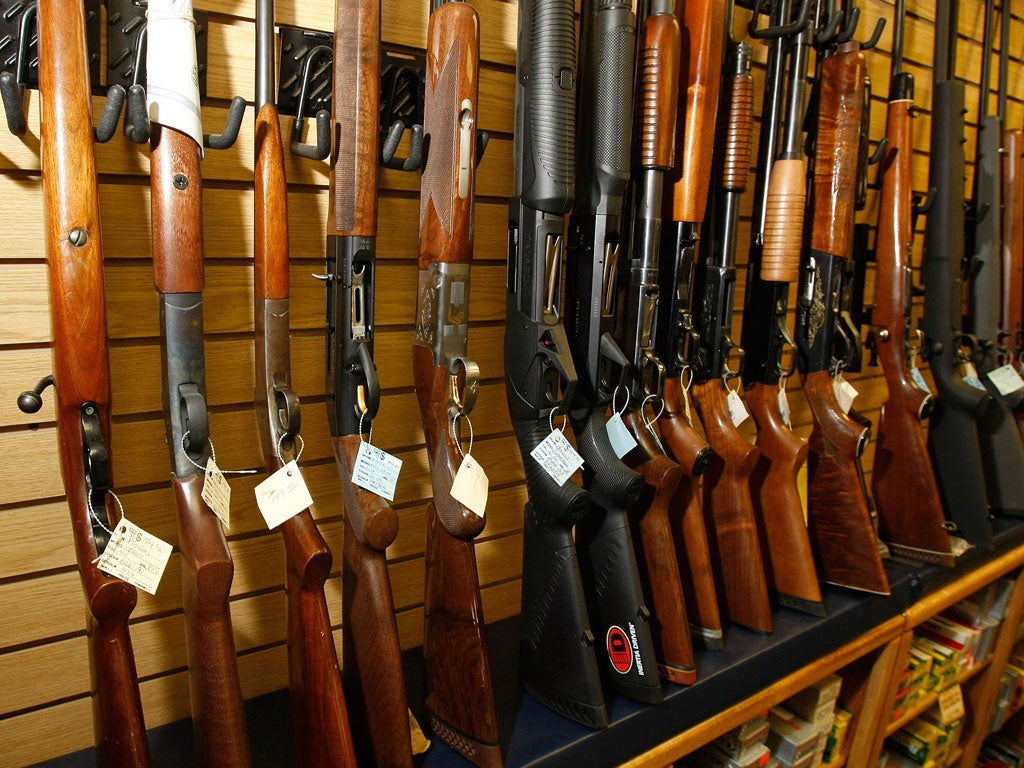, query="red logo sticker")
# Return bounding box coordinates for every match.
[606,626,633,674]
